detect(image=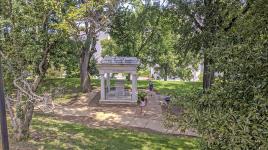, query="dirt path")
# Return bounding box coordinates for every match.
[53,91,197,136]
